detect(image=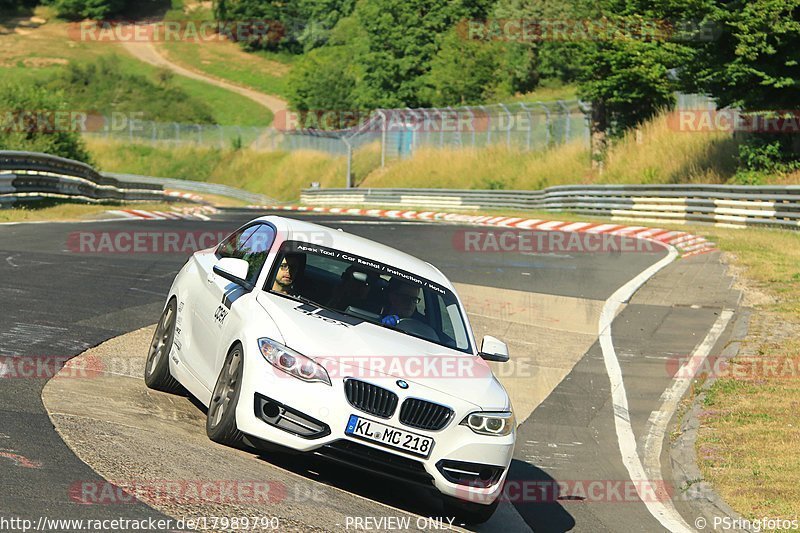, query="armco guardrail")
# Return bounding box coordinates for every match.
[0,151,193,204]
[300,185,800,229]
[104,172,278,206]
